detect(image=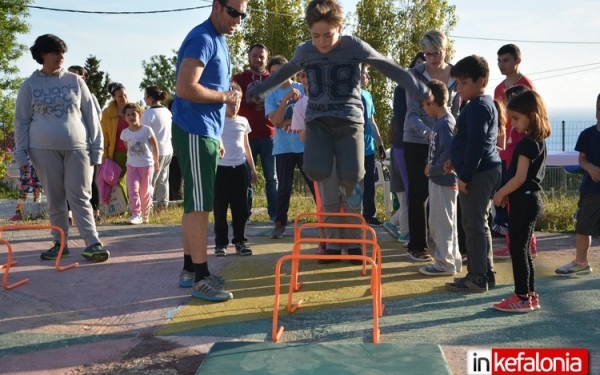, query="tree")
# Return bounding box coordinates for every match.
[351,0,458,145]
[0,0,31,148]
[228,0,310,73]
[85,55,111,108]
[139,51,177,96]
